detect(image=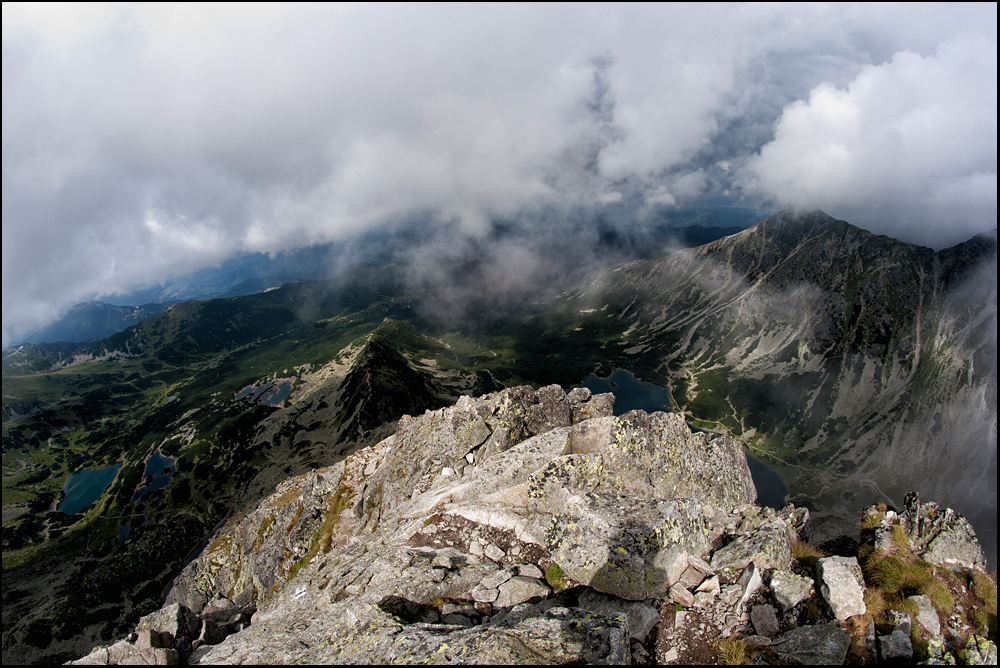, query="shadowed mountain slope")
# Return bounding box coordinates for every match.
[561,211,996,553]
